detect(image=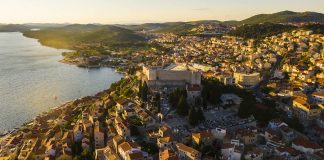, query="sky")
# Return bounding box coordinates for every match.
[0,0,323,24]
